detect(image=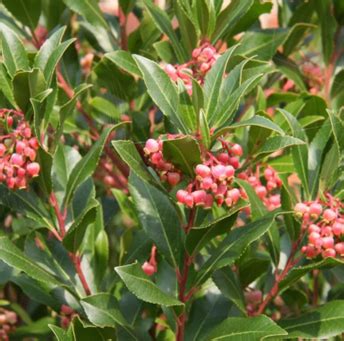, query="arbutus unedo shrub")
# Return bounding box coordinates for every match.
[0,1,344,340]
